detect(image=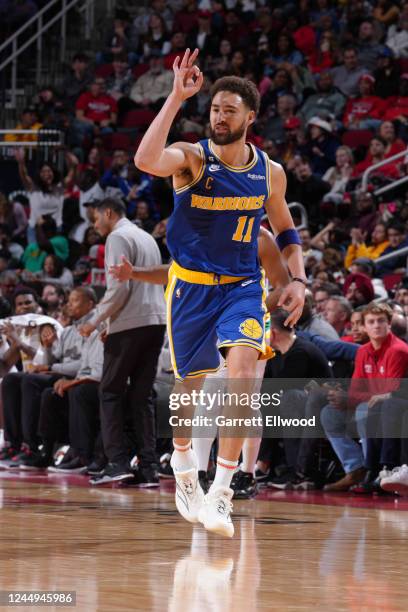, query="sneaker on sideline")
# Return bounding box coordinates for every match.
[47,456,88,474]
[89,462,134,485]
[0,447,18,468]
[231,470,258,499]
